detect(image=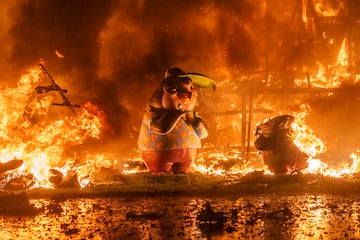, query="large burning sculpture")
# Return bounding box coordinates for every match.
[254,115,309,174]
[138,67,215,174]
